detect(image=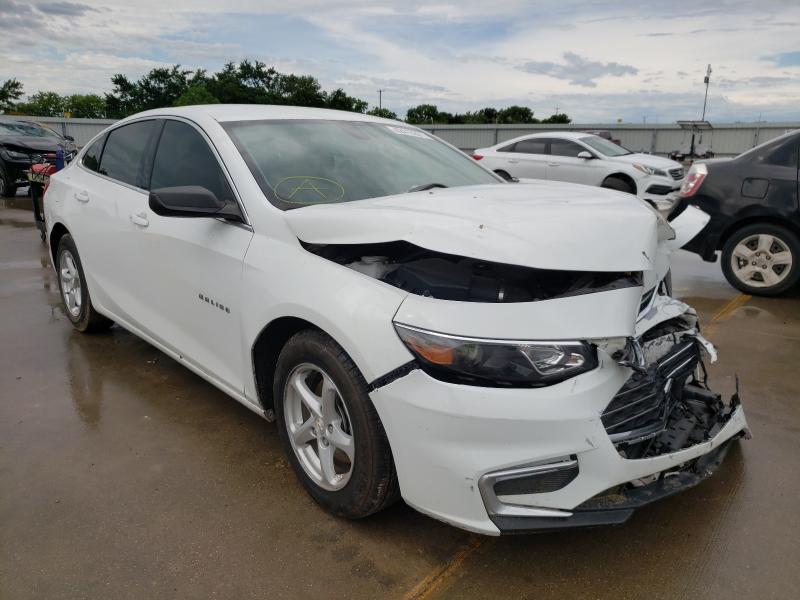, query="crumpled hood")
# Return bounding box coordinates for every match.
[0,135,69,153]
[284,181,663,272]
[607,152,683,170]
